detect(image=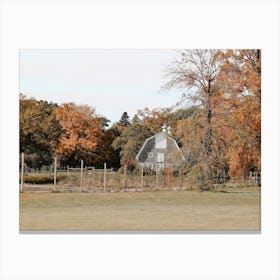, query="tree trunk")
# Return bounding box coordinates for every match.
[204,107,213,186]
